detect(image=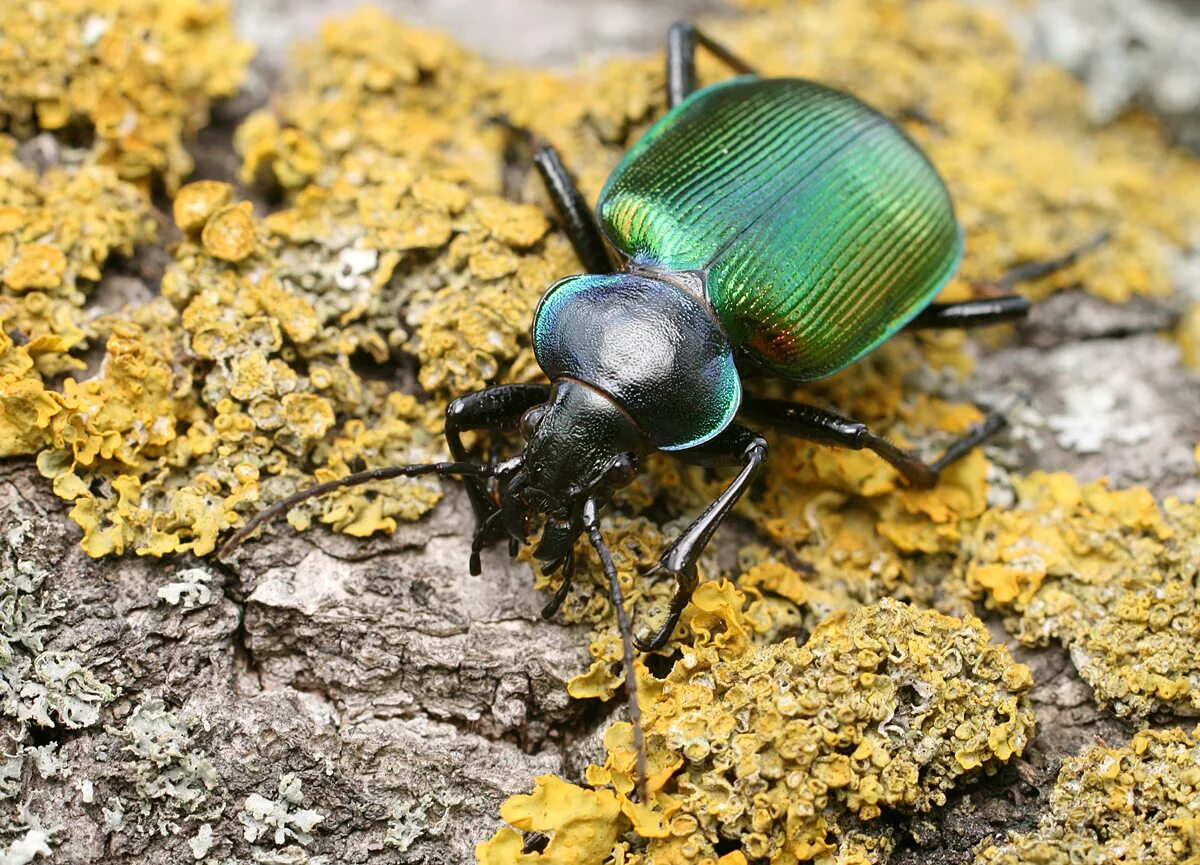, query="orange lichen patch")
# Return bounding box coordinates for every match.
[4,244,68,291]
[0,0,251,190]
[962,472,1200,717]
[975,725,1200,865]
[726,0,1200,305]
[172,180,234,232]
[234,9,485,194]
[481,597,1034,864]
